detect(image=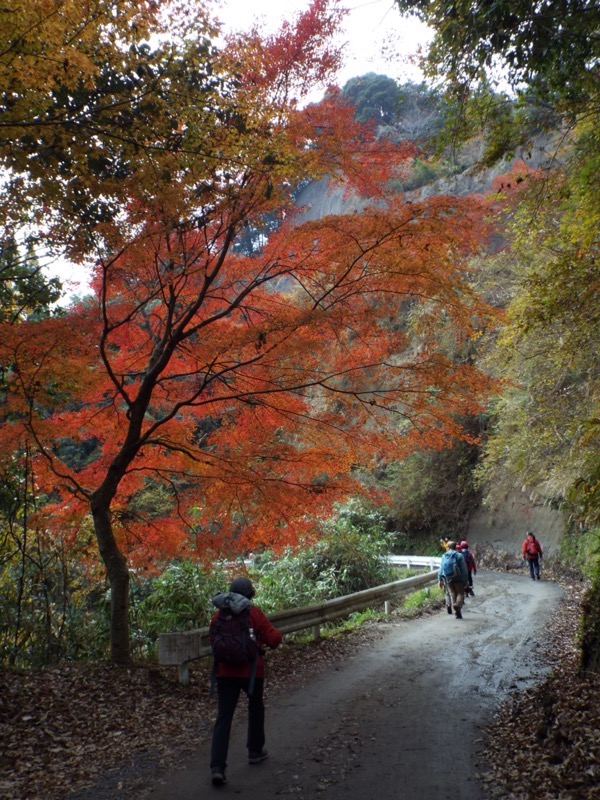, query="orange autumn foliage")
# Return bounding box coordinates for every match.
[0,0,499,662]
[1,191,496,558]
